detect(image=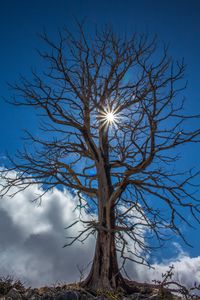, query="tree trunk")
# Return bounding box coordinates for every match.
[82,127,130,290]
[83,206,125,290]
[83,225,121,289]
